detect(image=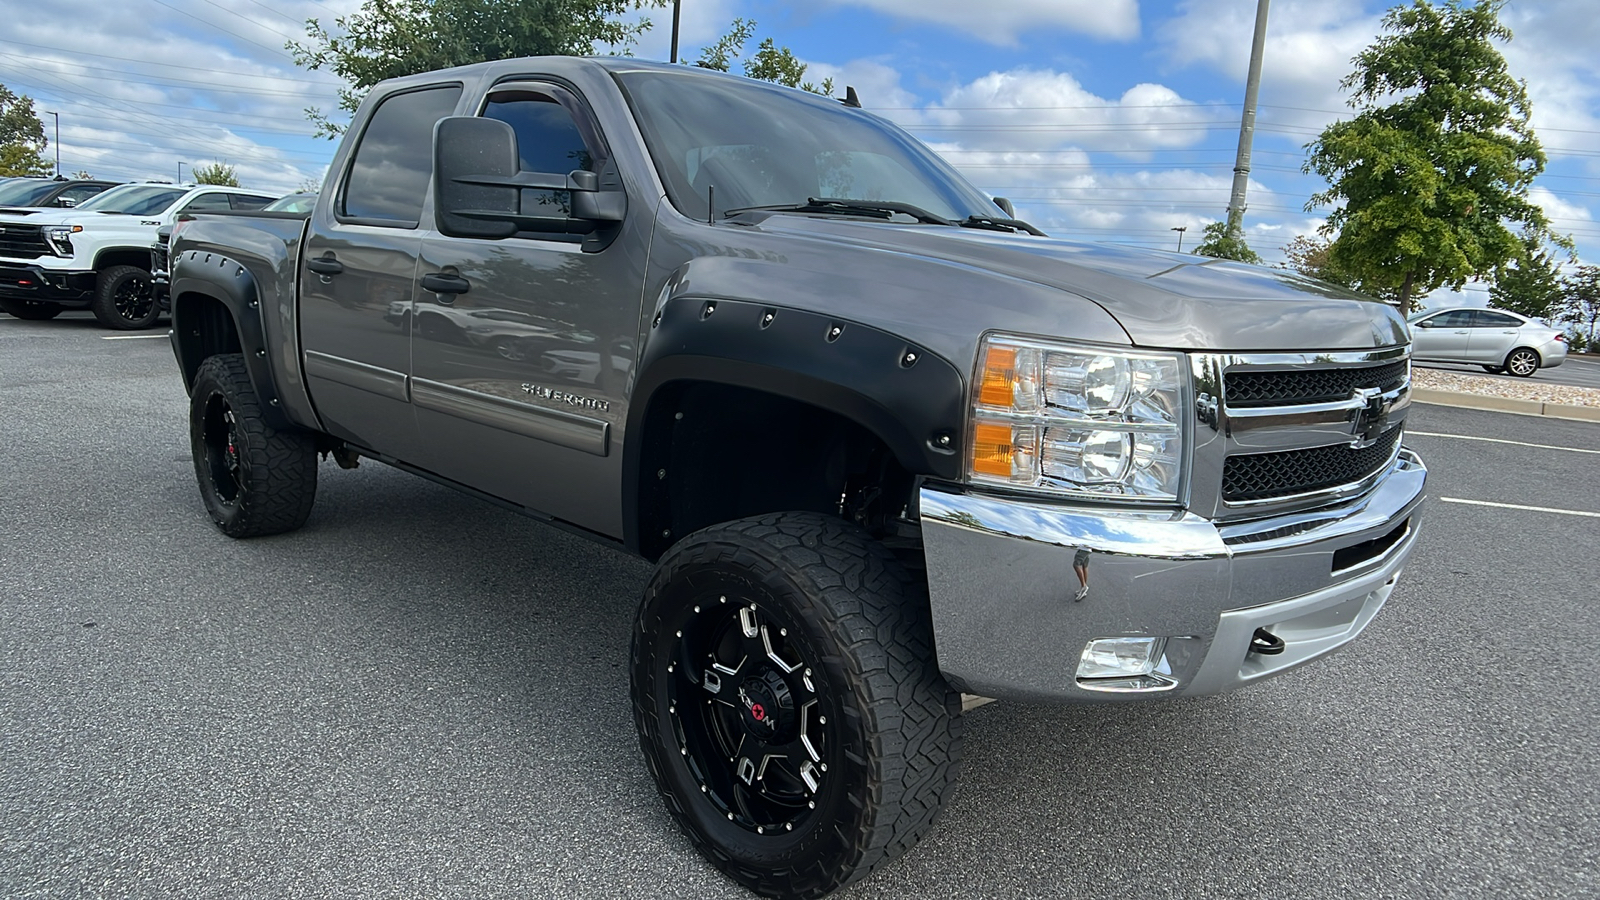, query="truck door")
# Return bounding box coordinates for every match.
[299,83,464,456]
[408,82,648,538]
